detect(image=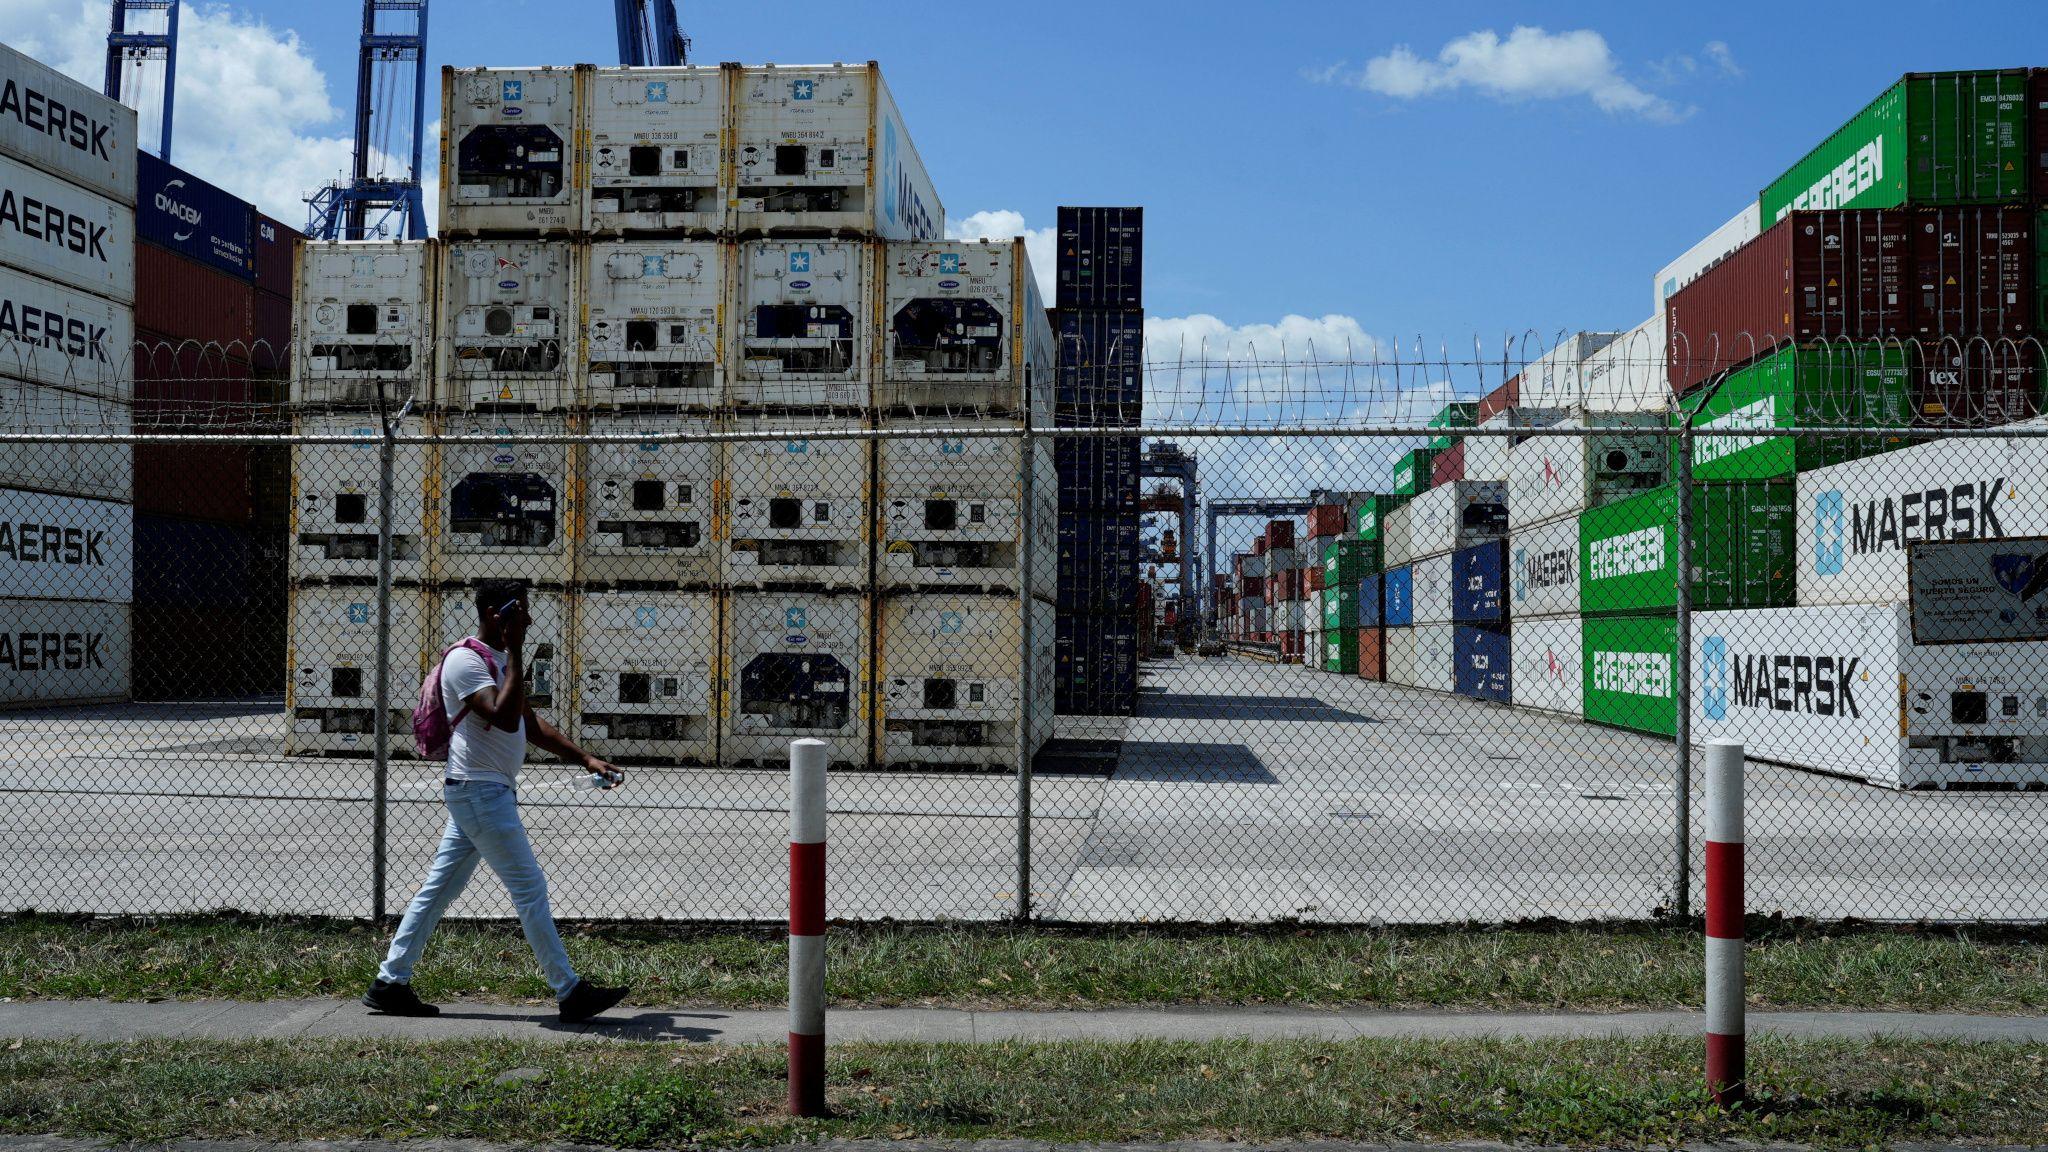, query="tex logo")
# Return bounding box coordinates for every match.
[645,82,669,103]
[1701,635,1730,720]
[785,607,808,630]
[501,80,523,102]
[939,254,962,274]
[788,251,812,274]
[791,79,814,100]
[939,611,965,635]
[345,602,372,626]
[1813,490,1847,576]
